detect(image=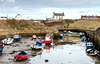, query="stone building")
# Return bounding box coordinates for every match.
[81,15,100,19]
[0,15,8,20]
